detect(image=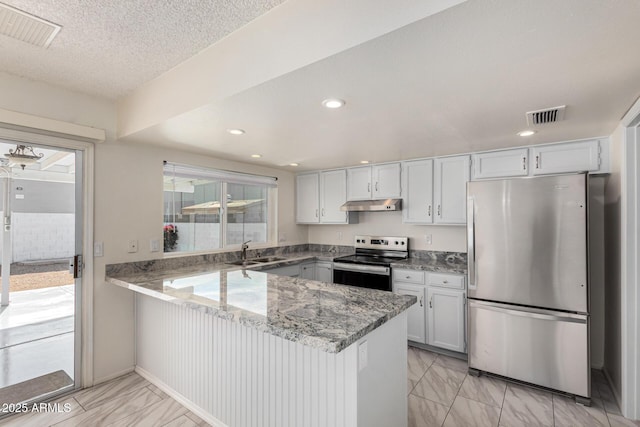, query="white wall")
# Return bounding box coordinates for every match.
[307,211,466,252]
[604,125,623,400]
[0,71,306,383]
